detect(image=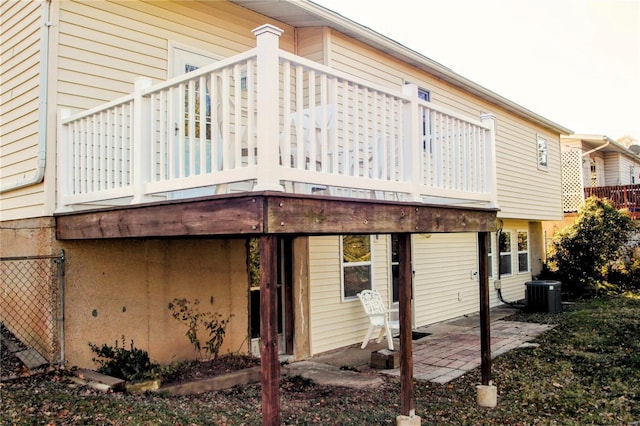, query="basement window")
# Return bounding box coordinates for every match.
[517,230,529,273]
[341,235,373,300]
[499,231,512,276]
